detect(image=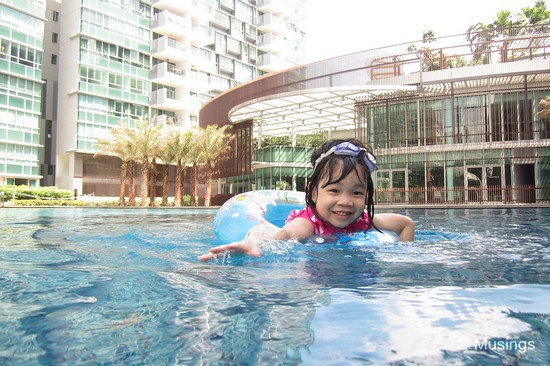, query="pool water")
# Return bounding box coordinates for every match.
[0,207,548,365]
